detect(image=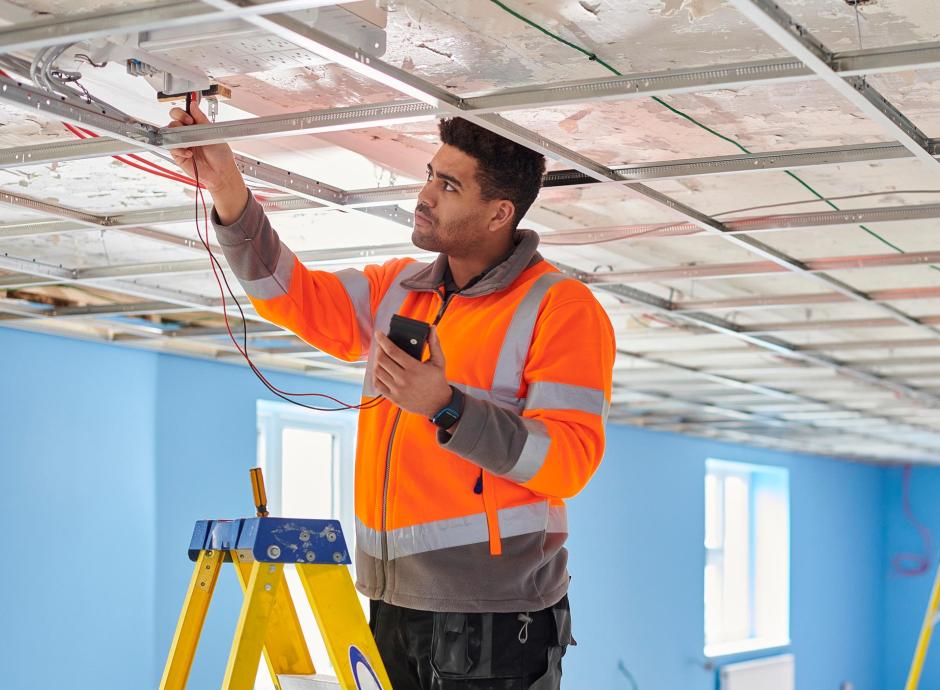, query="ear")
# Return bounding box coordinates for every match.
[487,199,516,233]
